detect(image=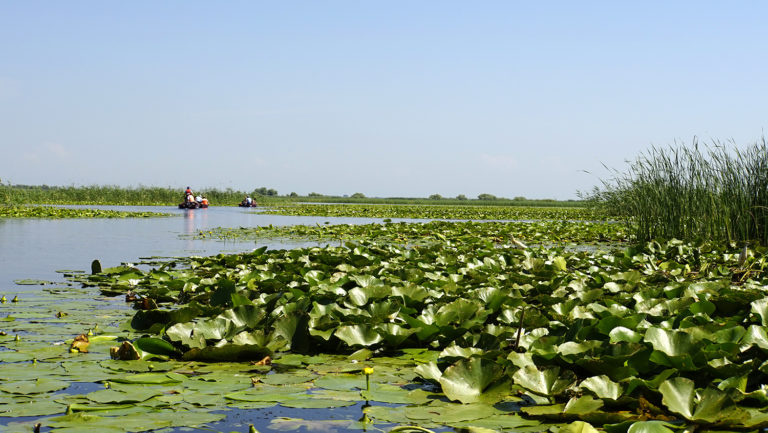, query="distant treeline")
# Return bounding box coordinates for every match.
[0,183,583,207]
